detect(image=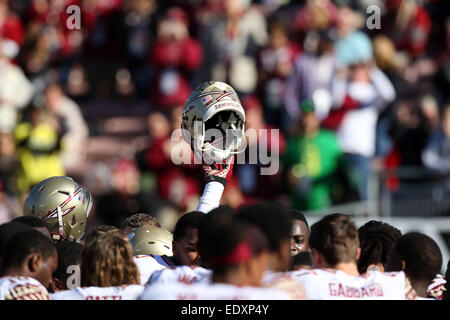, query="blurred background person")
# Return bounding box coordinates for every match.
[43,82,89,174]
[196,0,268,96]
[257,16,301,130]
[13,105,65,195]
[149,7,203,109]
[283,100,342,211]
[422,105,450,173]
[0,44,34,135]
